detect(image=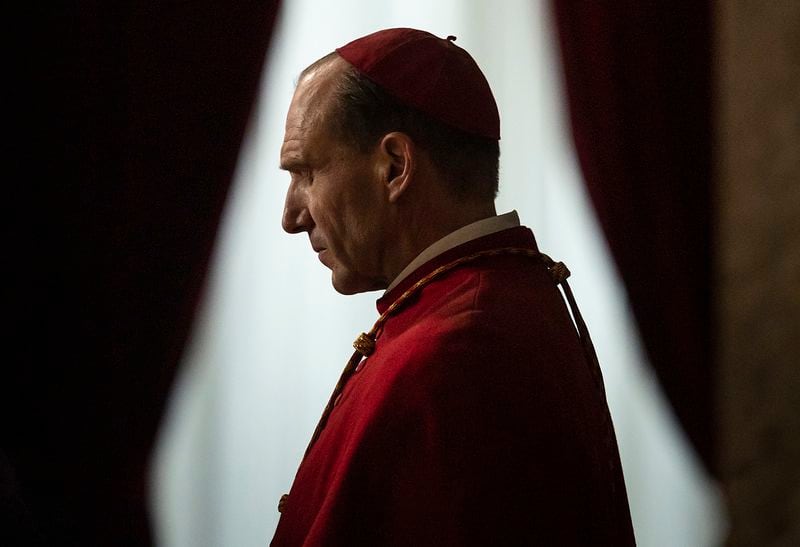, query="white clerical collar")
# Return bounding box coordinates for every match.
[385,210,521,293]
